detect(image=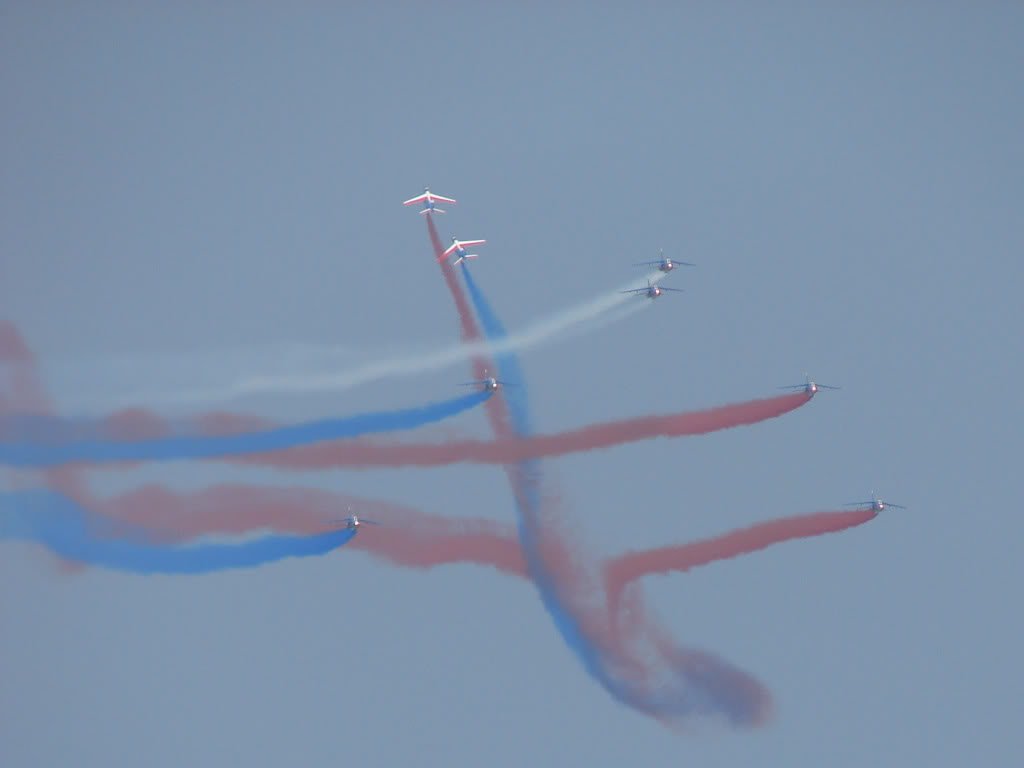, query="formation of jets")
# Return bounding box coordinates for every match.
[402,186,908,515]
